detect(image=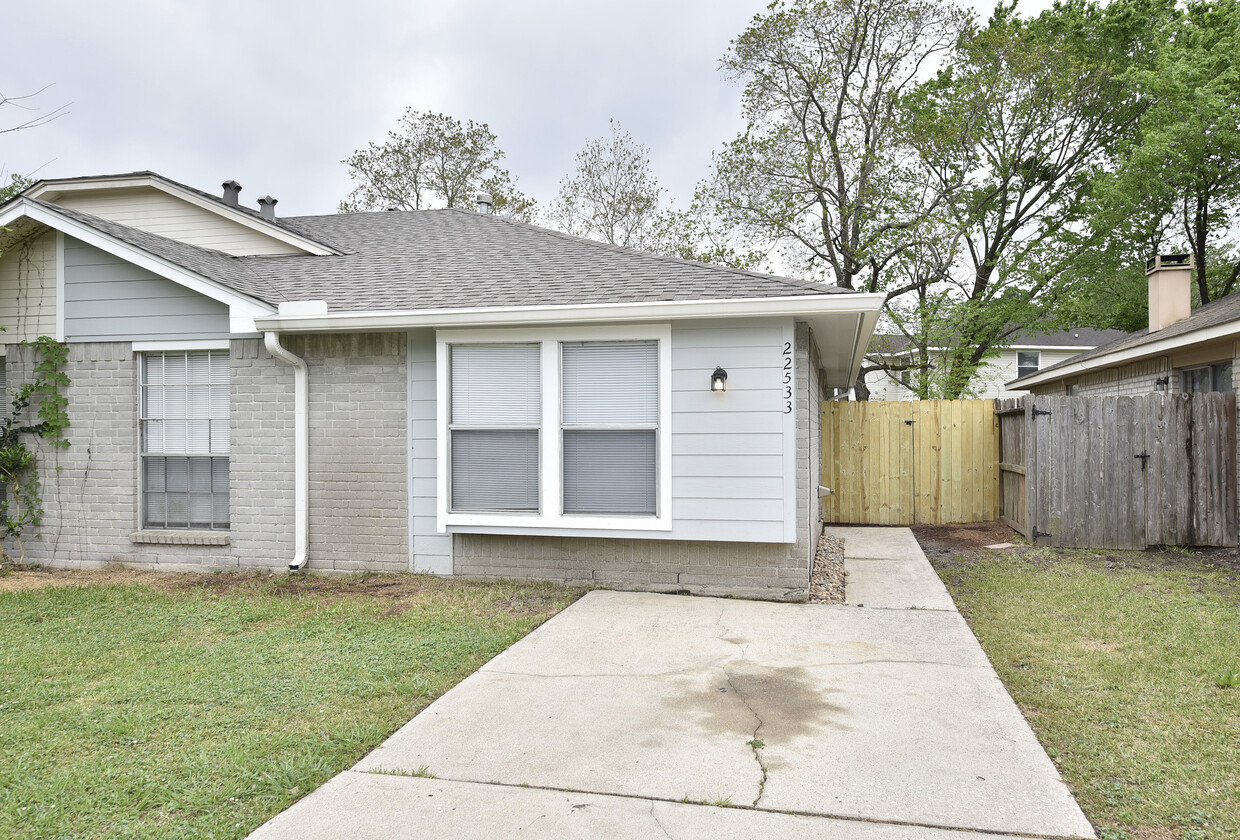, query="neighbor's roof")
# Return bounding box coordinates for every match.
[14,197,850,312]
[1011,291,1240,387]
[869,326,1127,356]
